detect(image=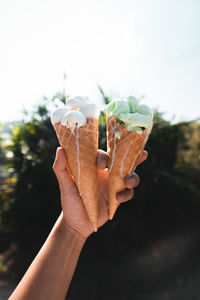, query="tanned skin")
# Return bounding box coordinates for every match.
[9,147,148,300]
